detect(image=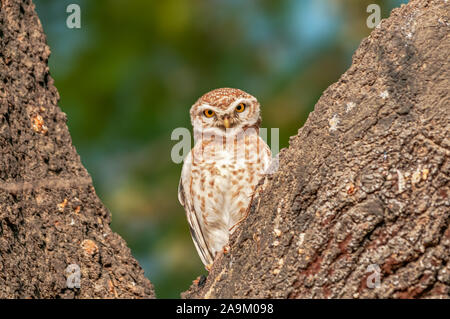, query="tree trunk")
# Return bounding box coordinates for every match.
[0,0,154,298]
[183,0,449,299]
